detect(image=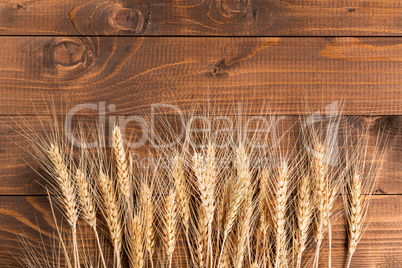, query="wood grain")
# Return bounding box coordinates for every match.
[0,37,401,116]
[0,0,401,36]
[1,115,400,196]
[0,195,401,267]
